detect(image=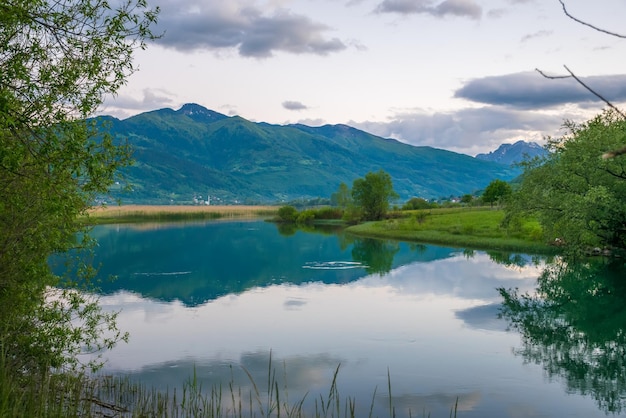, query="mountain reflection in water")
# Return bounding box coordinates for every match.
[59,220,624,417]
